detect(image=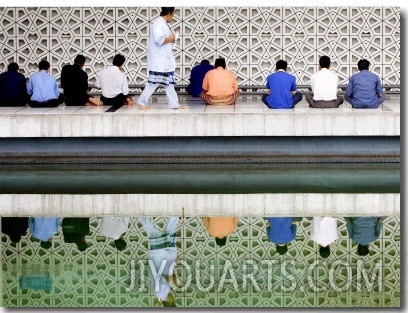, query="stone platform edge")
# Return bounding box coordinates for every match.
[0,193,400,217]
